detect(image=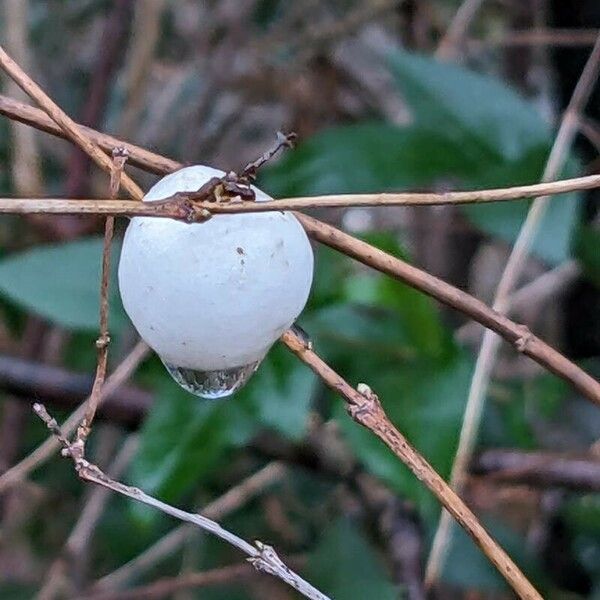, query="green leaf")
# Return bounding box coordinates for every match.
[387,49,581,265]
[575,225,600,286]
[0,237,127,331]
[250,345,317,440]
[307,519,398,599]
[260,122,482,197]
[387,49,549,161]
